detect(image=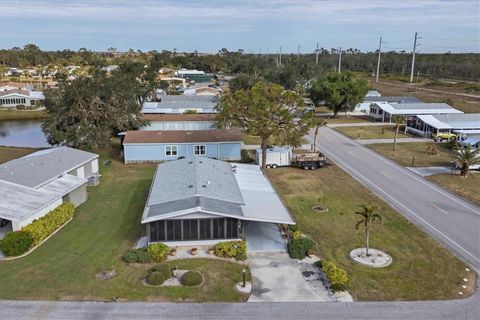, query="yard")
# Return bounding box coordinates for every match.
[267,166,475,301]
[428,173,480,206]
[242,132,307,146]
[319,115,371,124]
[0,144,250,302]
[335,125,411,139]
[0,109,46,121]
[0,146,38,163]
[368,142,455,167]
